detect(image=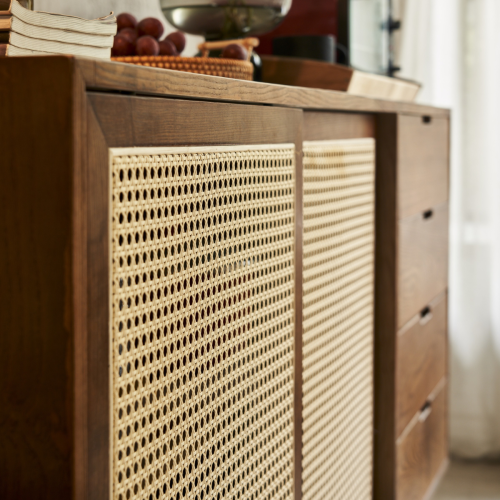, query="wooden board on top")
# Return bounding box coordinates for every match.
[261,55,421,102]
[70,56,445,117]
